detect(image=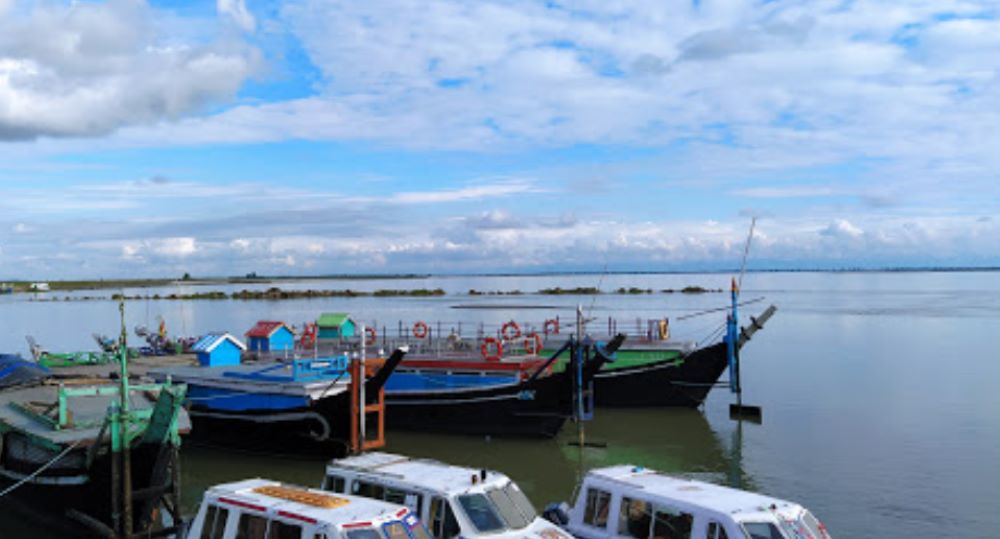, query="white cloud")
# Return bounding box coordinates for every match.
[0,1,260,140]
[217,0,256,32]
